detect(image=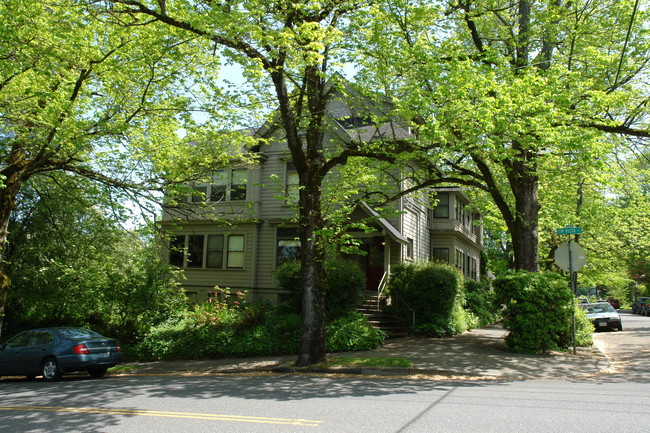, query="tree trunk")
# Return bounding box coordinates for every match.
[0,156,26,338]
[0,188,19,339]
[506,154,540,272]
[296,181,326,366]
